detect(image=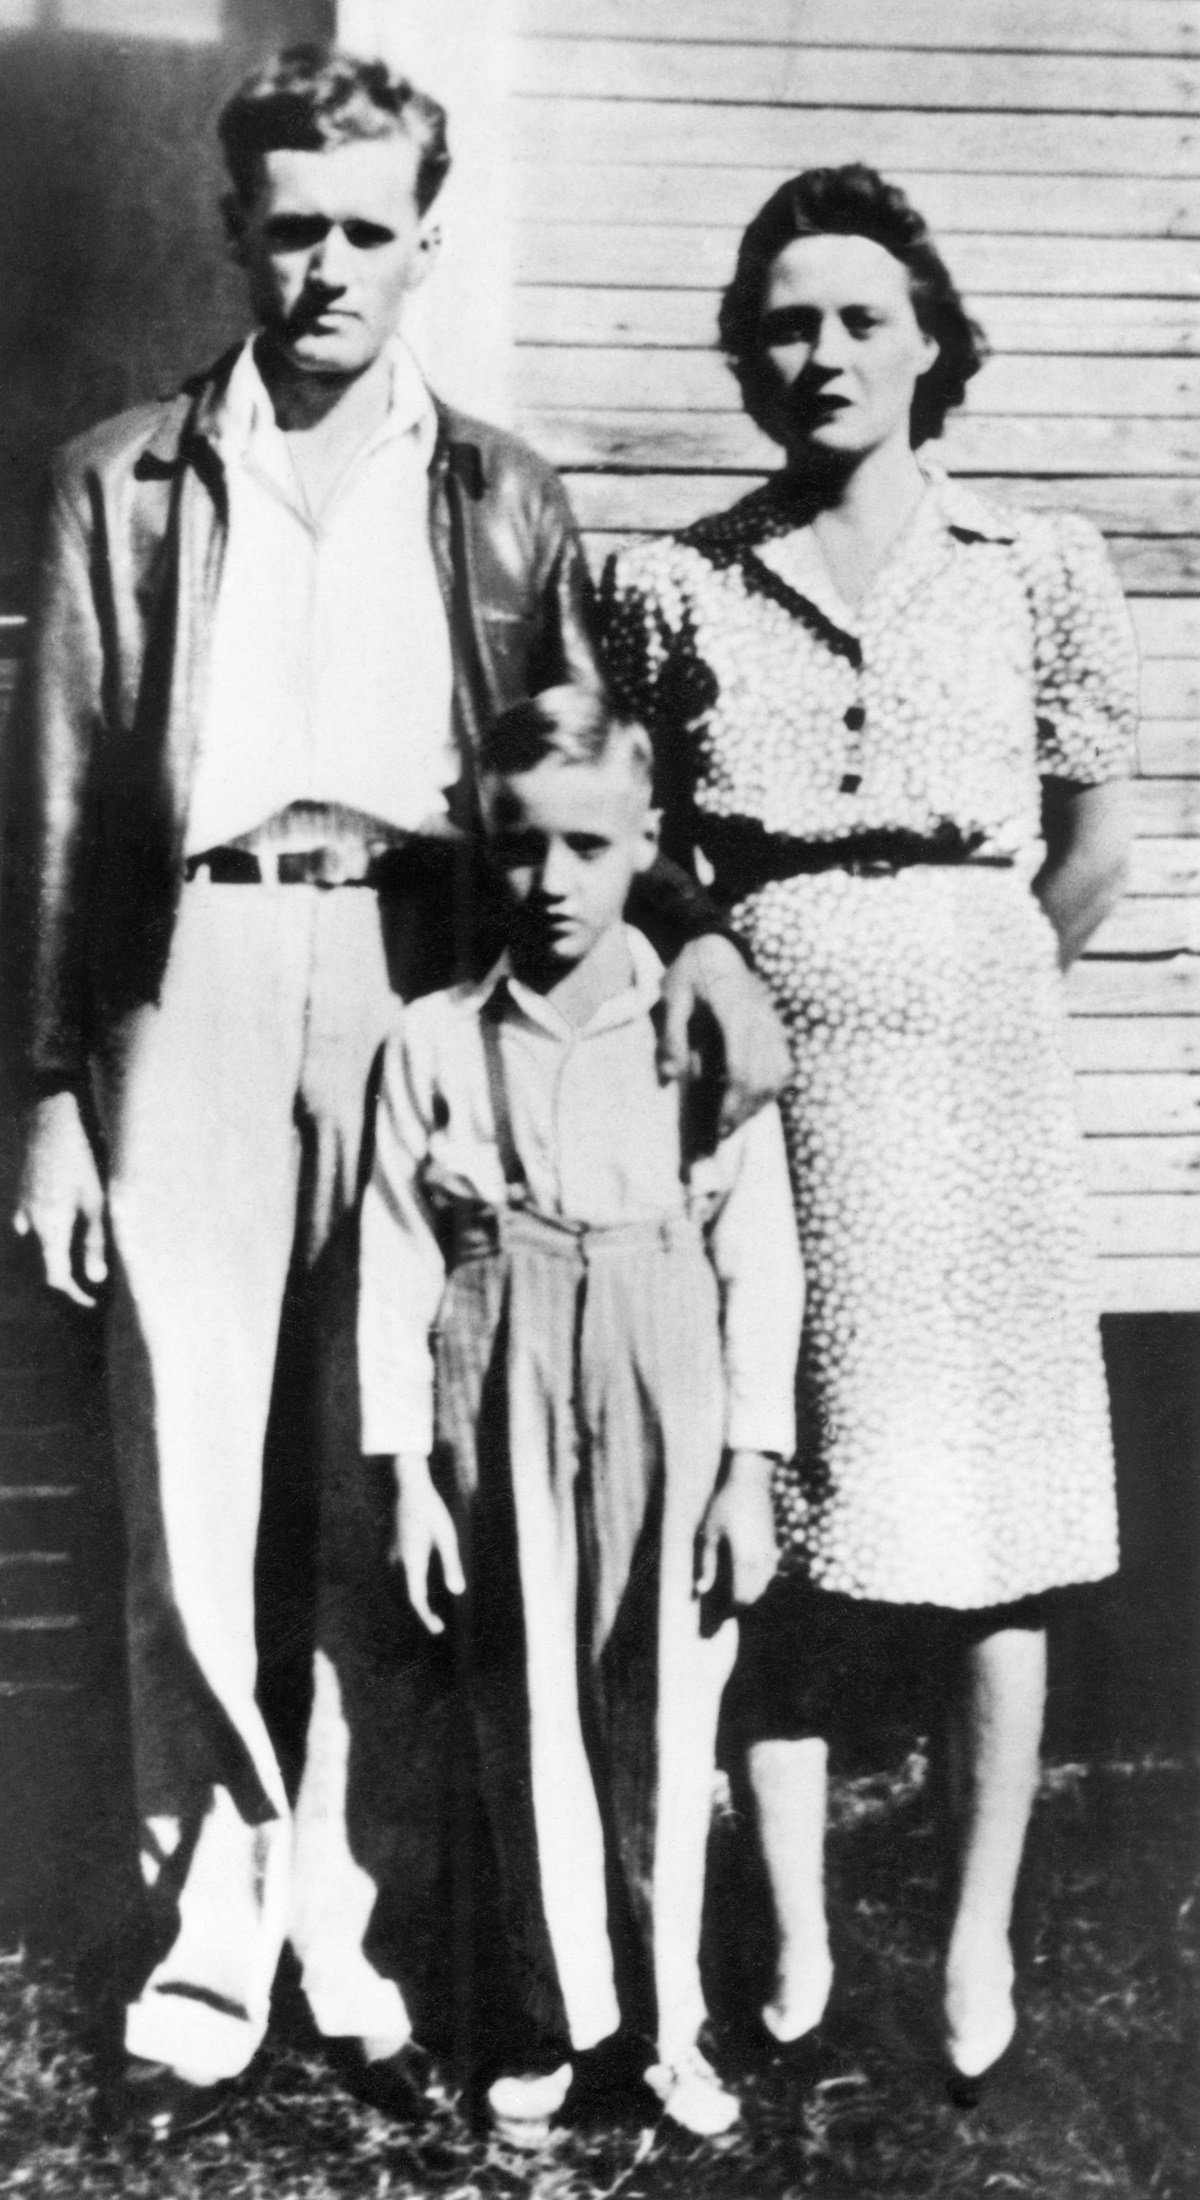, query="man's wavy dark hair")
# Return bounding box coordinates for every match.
[219,45,450,215]
[718,163,987,448]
